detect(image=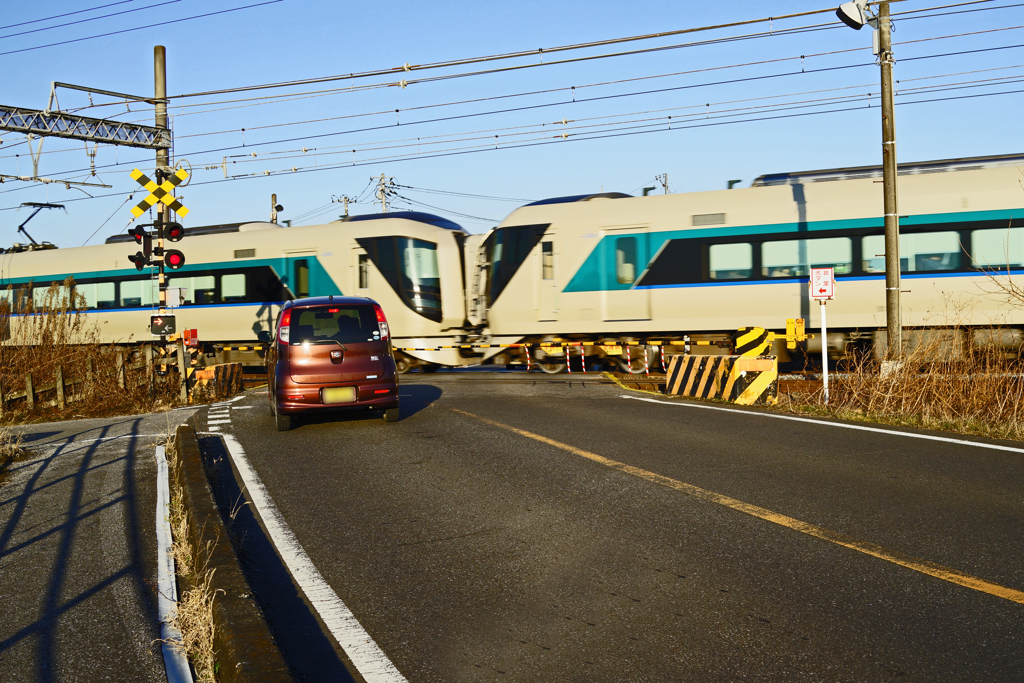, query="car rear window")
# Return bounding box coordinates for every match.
[291,305,380,344]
